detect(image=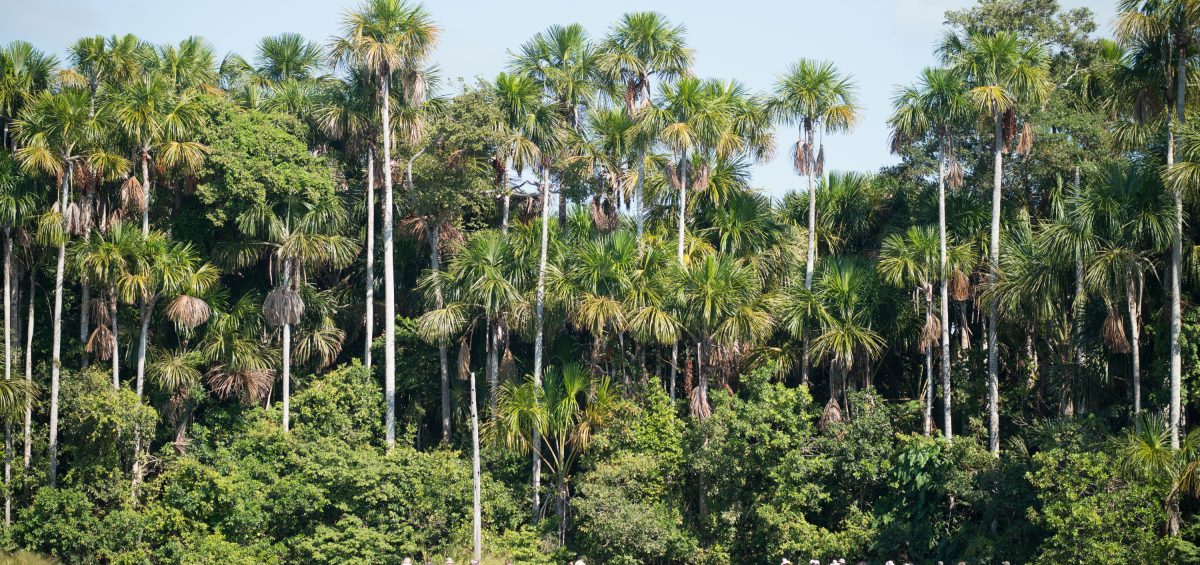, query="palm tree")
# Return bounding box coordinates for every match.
[201,290,276,406]
[0,374,31,525]
[768,59,859,384]
[941,31,1051,455]
[71,222,137,389]
[597,12,693,241]
[63,34,149,108]
[1117,414,1200,536]
[0,157,34,525]
[491,363,617,543]
[672,253,771,419]
[889,66,969,439]
[511,24,599,226]
[146,37,219,94]
[255,33,326,85]
[0,41,59,150]
[333,0,439,450]
[229,195,357,432]
[1123,0,1200,447]
[13,89,128,486]
[105,74,207,234]
[313,68,377,371]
